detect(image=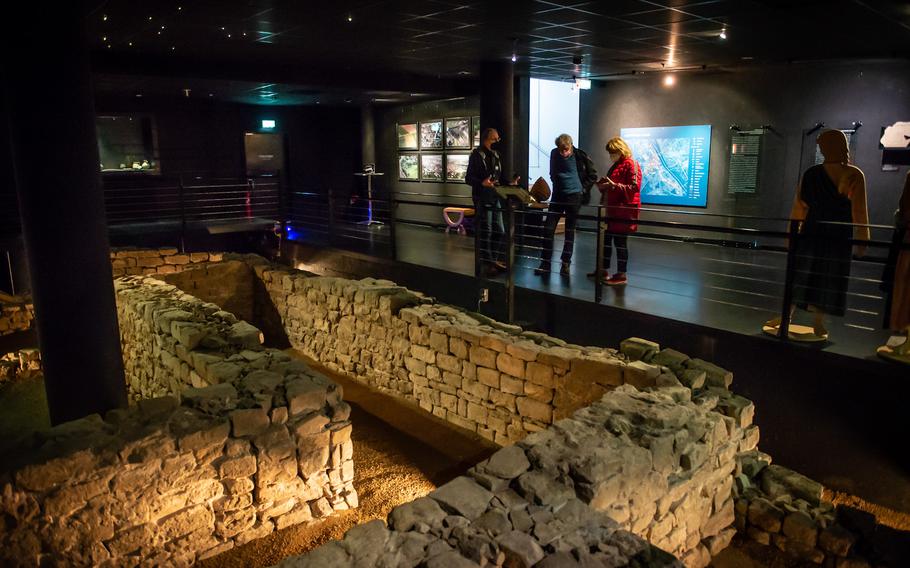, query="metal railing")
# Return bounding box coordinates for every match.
[279,188,907,357]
